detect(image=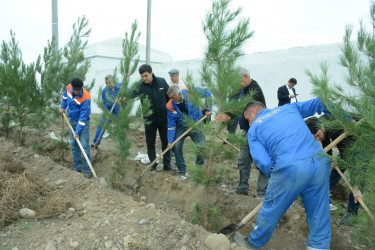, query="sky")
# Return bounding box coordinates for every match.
[0,0,372,64]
